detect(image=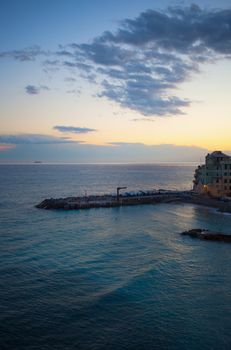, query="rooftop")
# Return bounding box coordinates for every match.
[208,151,230,158]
